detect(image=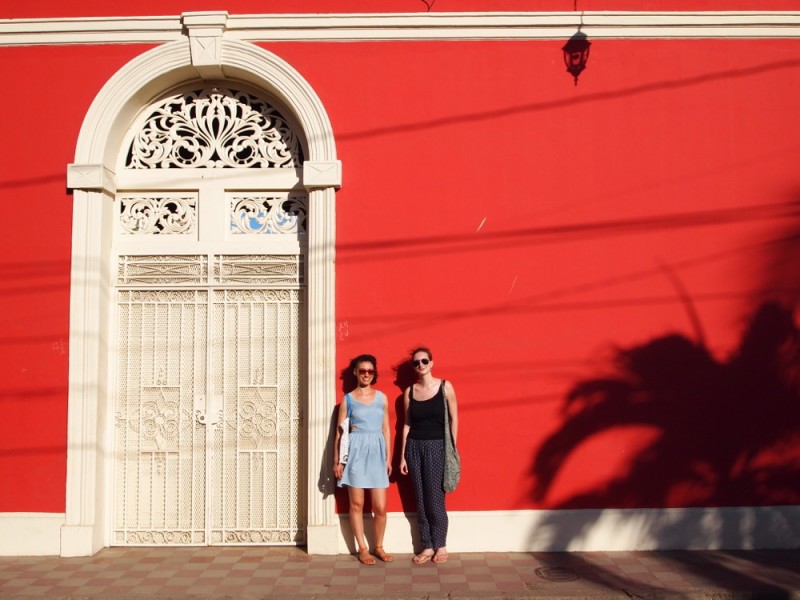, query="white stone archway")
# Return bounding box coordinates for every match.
[62,15,340,556]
